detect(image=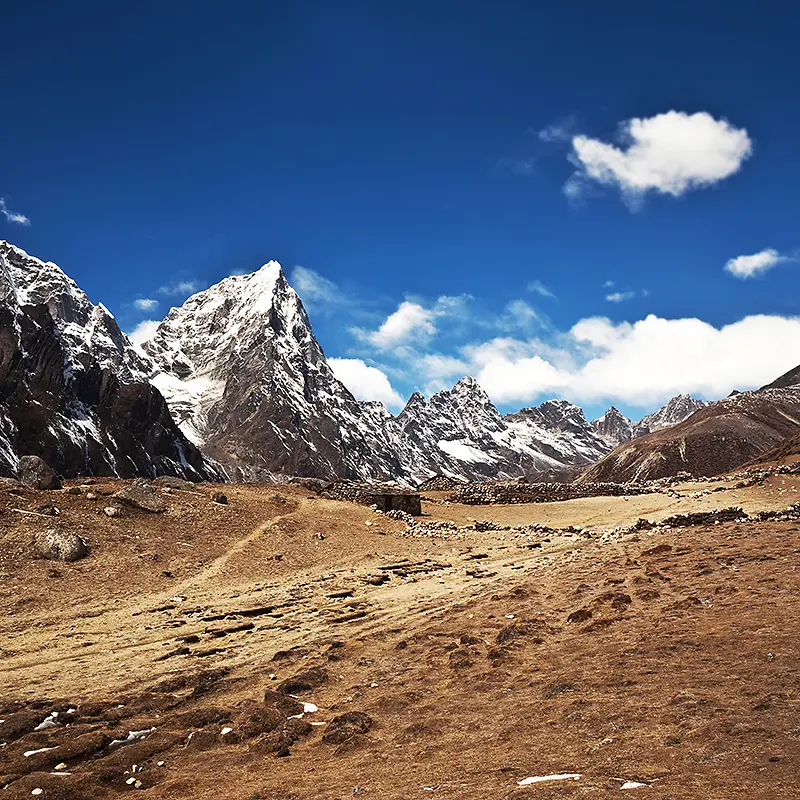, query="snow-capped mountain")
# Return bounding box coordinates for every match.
[140,263,620,482]
[633,394,707,436]
[0,241,214,480]
[143,262,402,481]
[391,381,608,481]
[1,242,715,485]
[590,406,634,446]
